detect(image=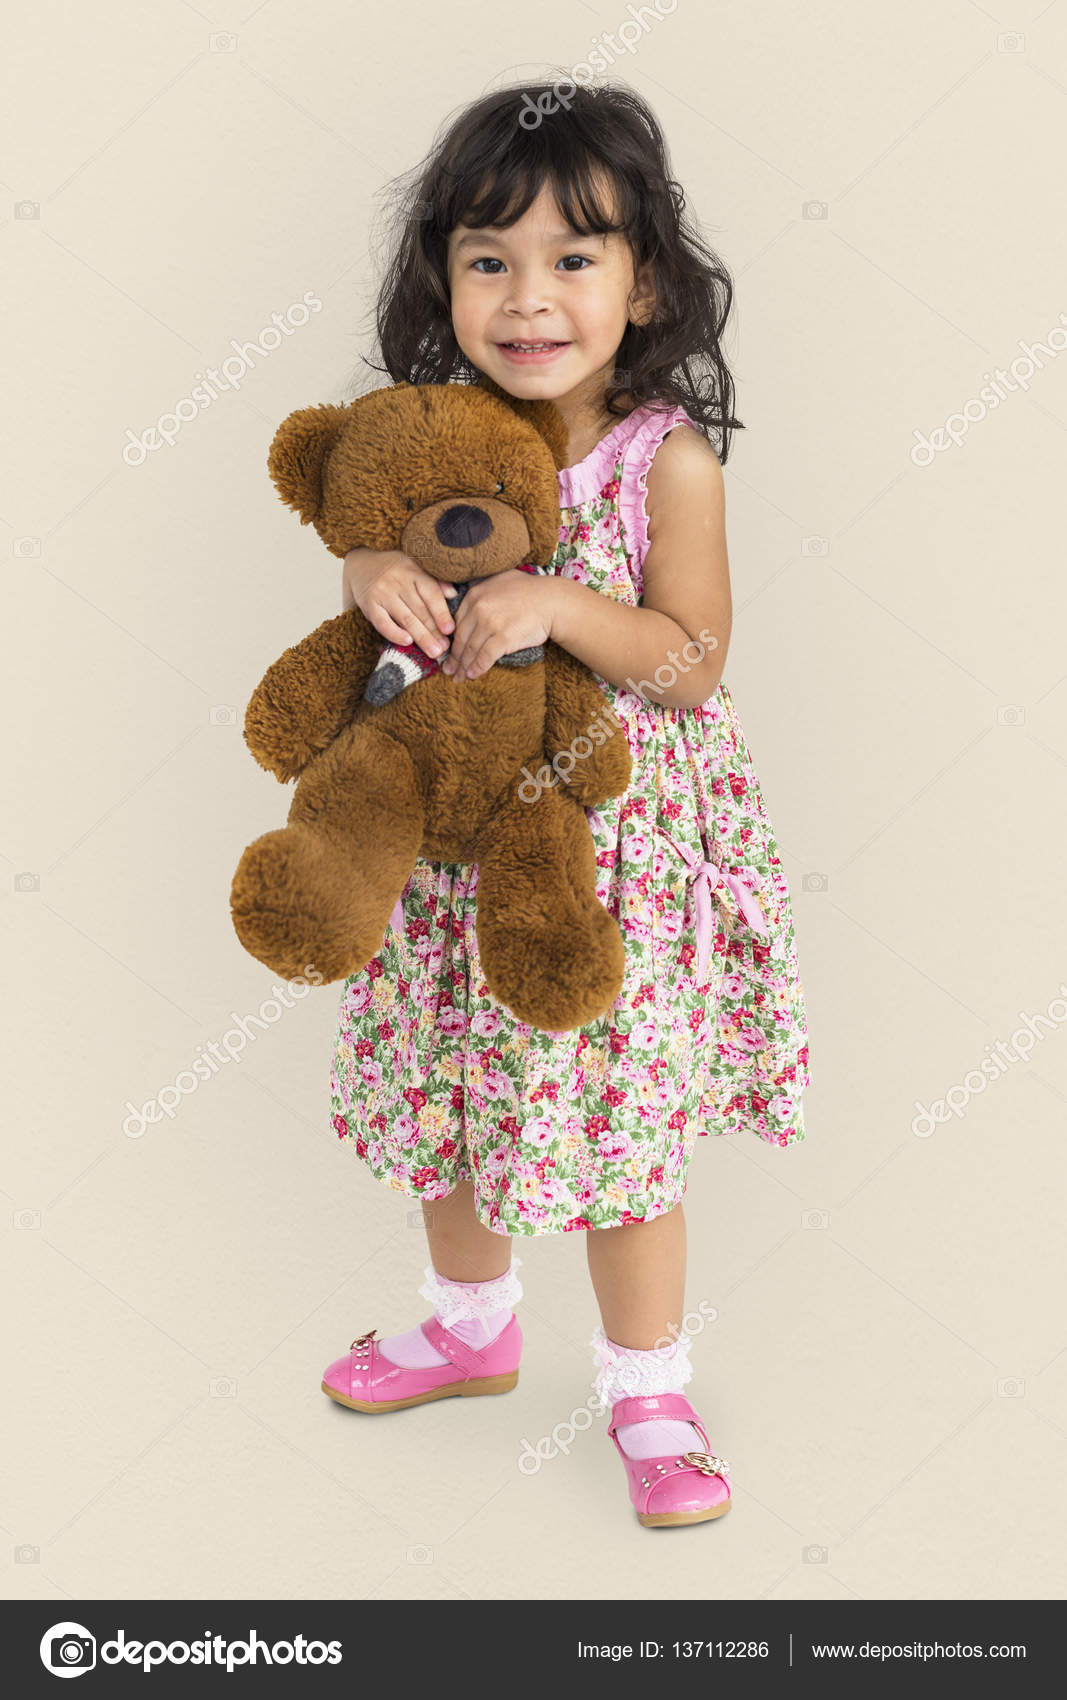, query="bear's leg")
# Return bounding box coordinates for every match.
[230,722,423,984]
[472,780,625,1032]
